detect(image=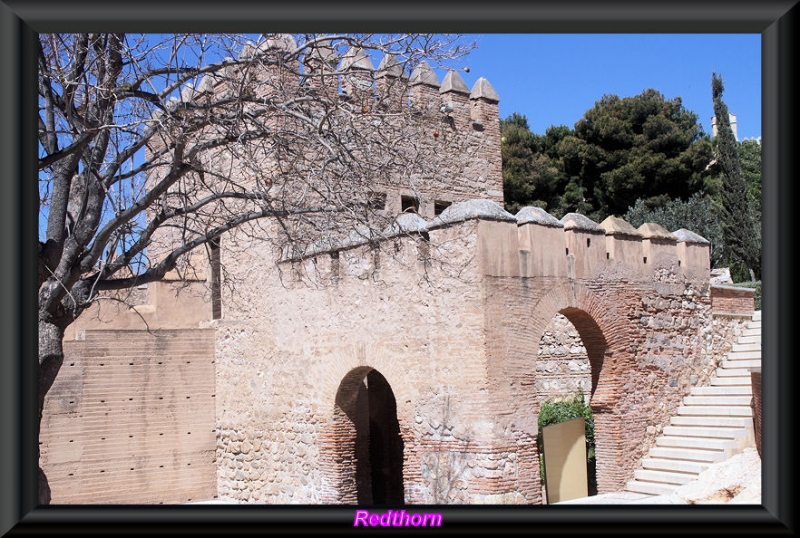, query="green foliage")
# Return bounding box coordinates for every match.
[711,73,760,281]
[500,114,538,213]
[500,115,570,214]
[738,139,762,214]
[501,89,714,222]
[538,392,595,448]
[537,391,596,491]
[702,137,762,281]
[624,192,725,268]
[573,89,714,219]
